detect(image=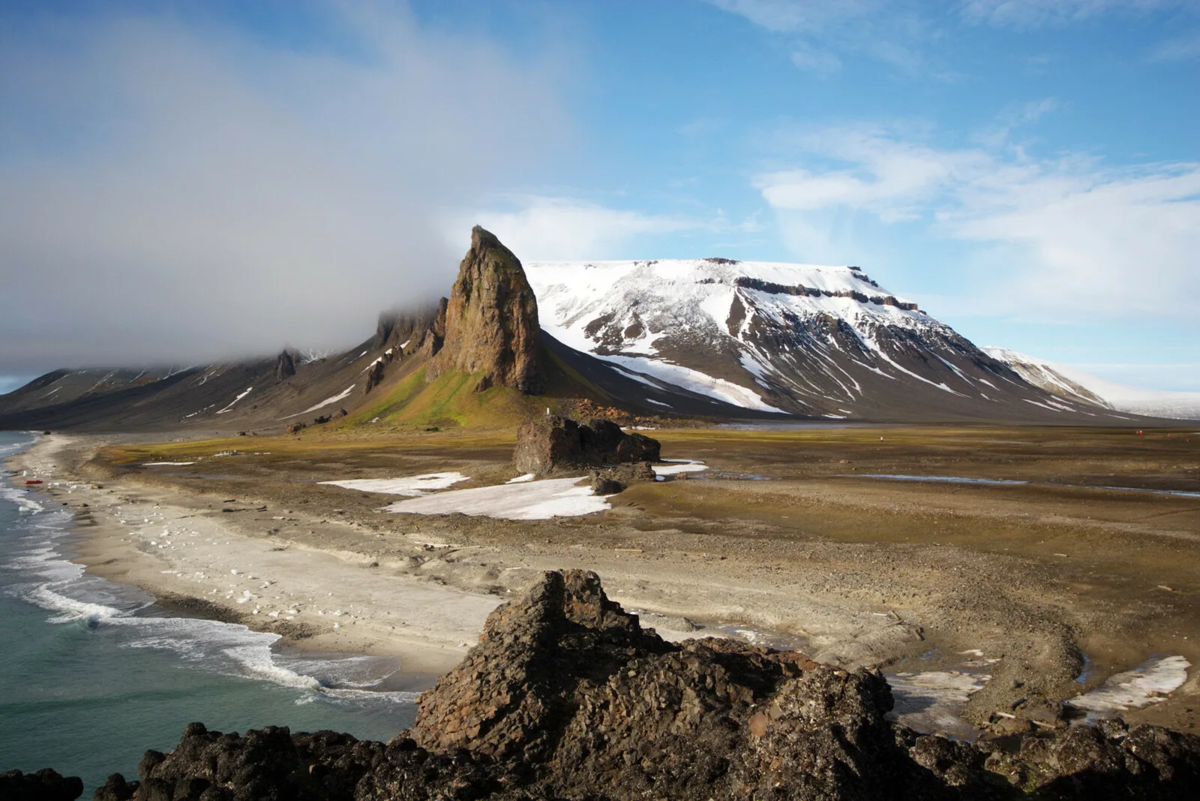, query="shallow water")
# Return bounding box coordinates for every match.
[849,474,1028,486]
[0,432,417,793]
[846,473,1200,498]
